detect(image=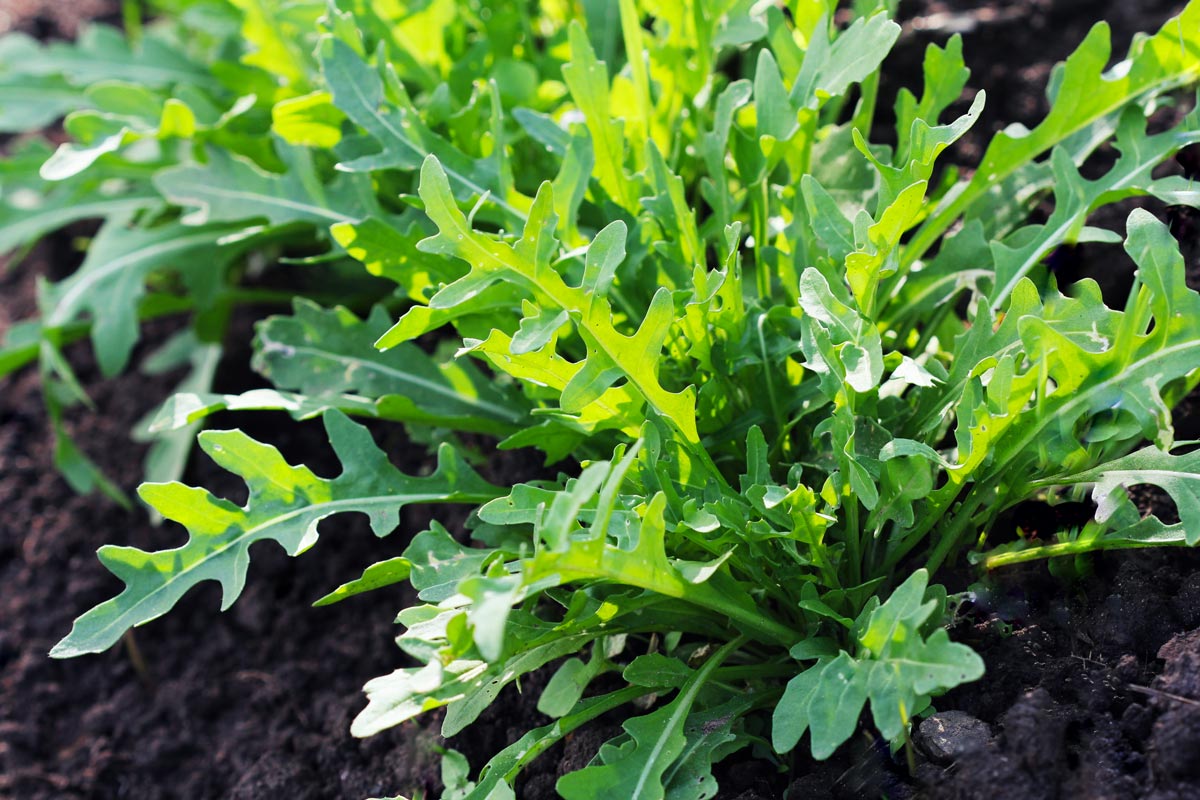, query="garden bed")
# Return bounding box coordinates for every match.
[2,1,1199,798]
